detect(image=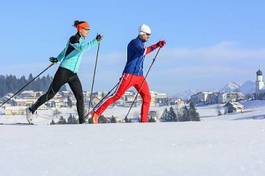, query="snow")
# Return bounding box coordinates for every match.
[0,107,4,115]
[1,101,265,176]
[242,100,265,109]
[197,100,265,121]
[0,106,165,124]
[0,121,265,176]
